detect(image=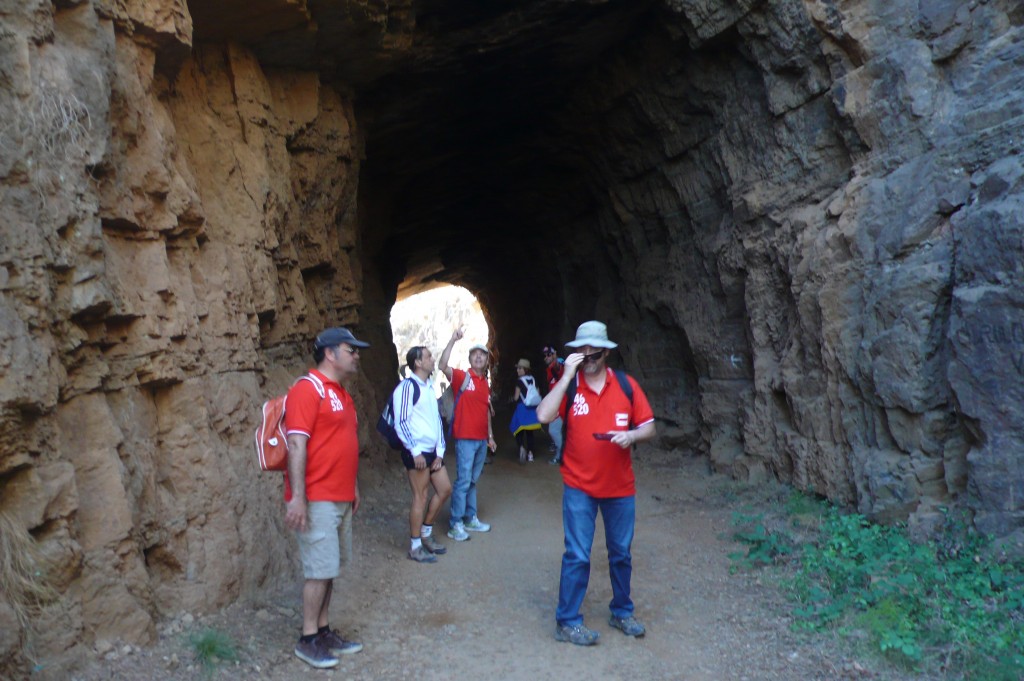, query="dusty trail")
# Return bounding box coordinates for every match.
[73,430,901,681]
